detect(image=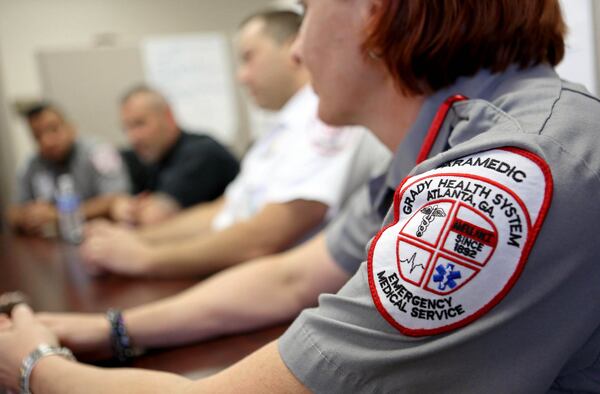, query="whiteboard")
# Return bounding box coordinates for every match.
[141,33,238,145]
[39,46,145,147]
